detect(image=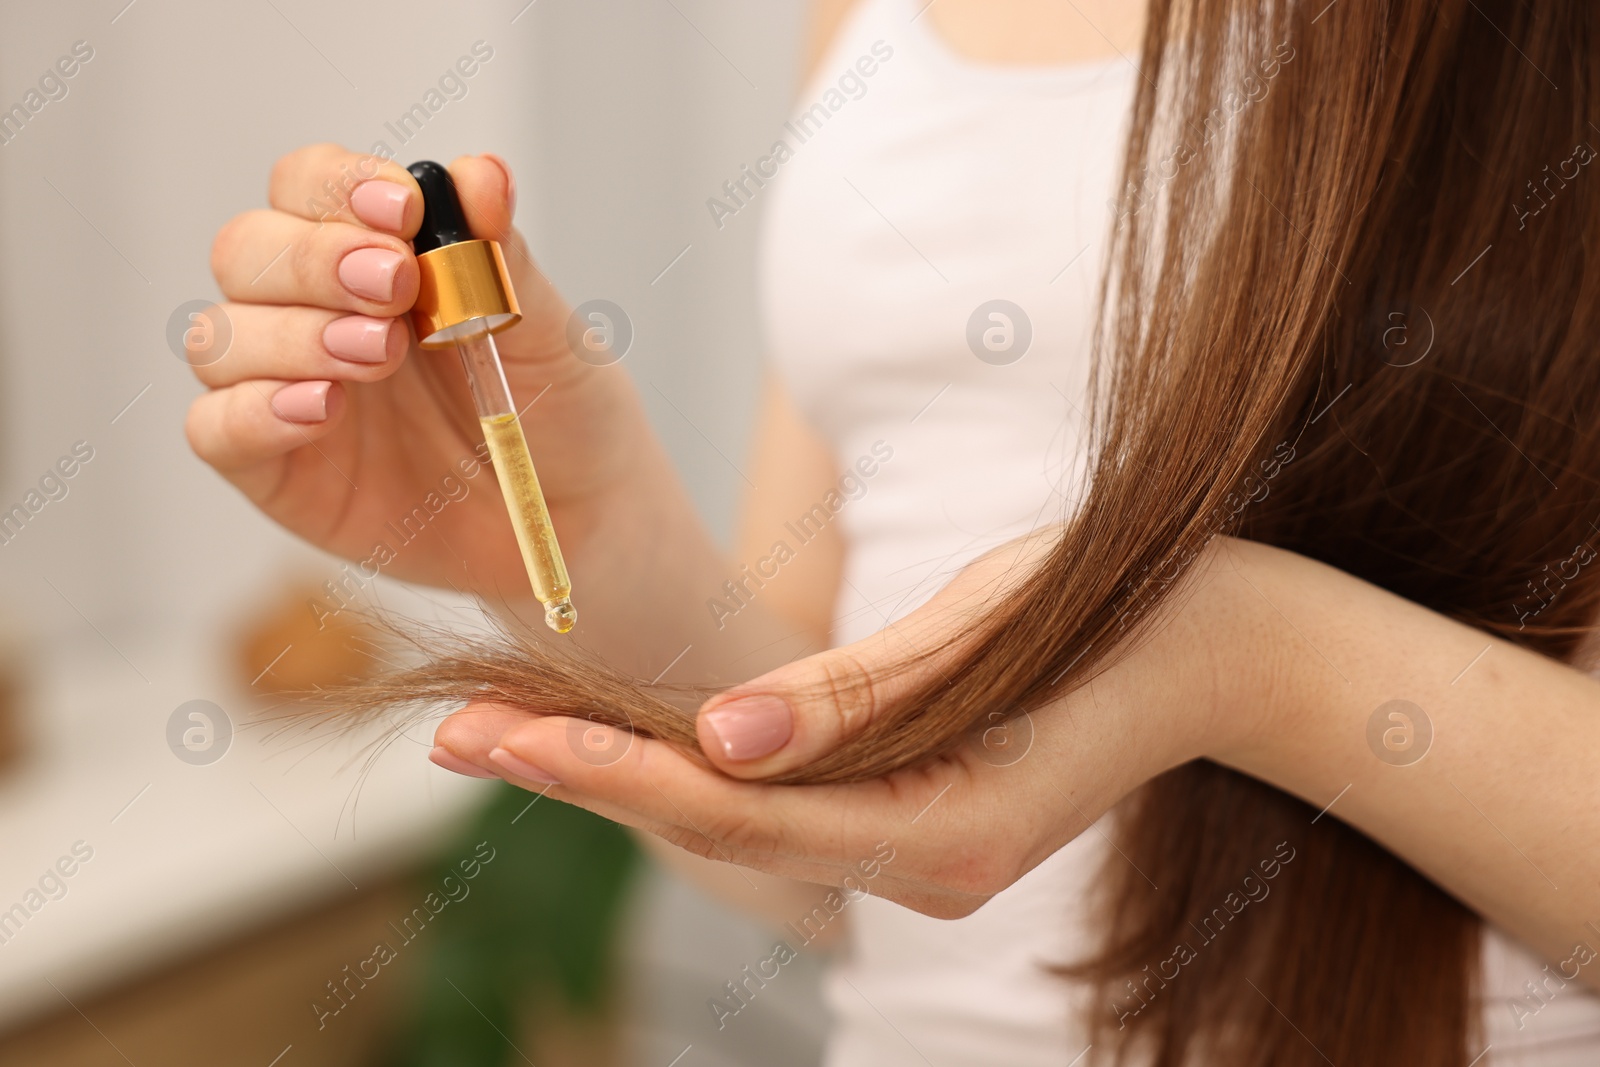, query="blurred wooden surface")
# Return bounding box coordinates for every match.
[0,879,422,1067]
